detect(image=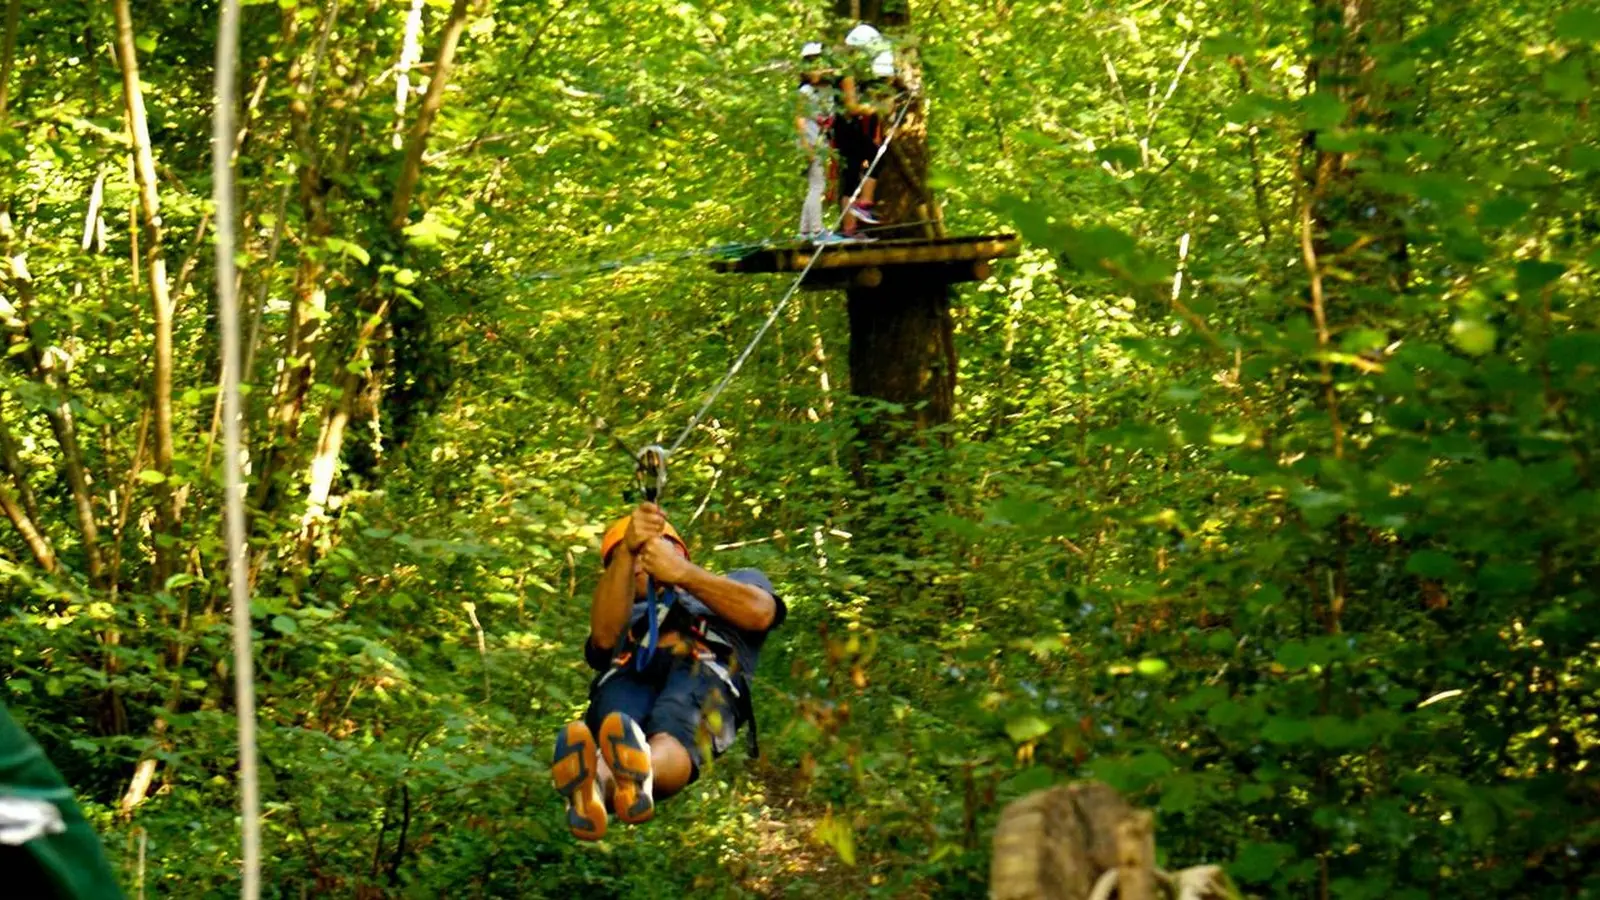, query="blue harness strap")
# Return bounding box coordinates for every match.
[634,576,676,671]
